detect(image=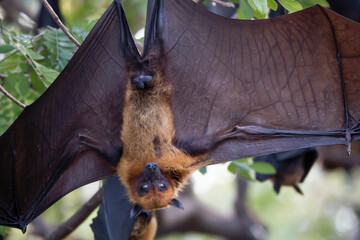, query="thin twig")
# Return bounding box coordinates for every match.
[44,186,104,240]
[0,85,26,108]
[211,0,236,8]
[40,0,81,47]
